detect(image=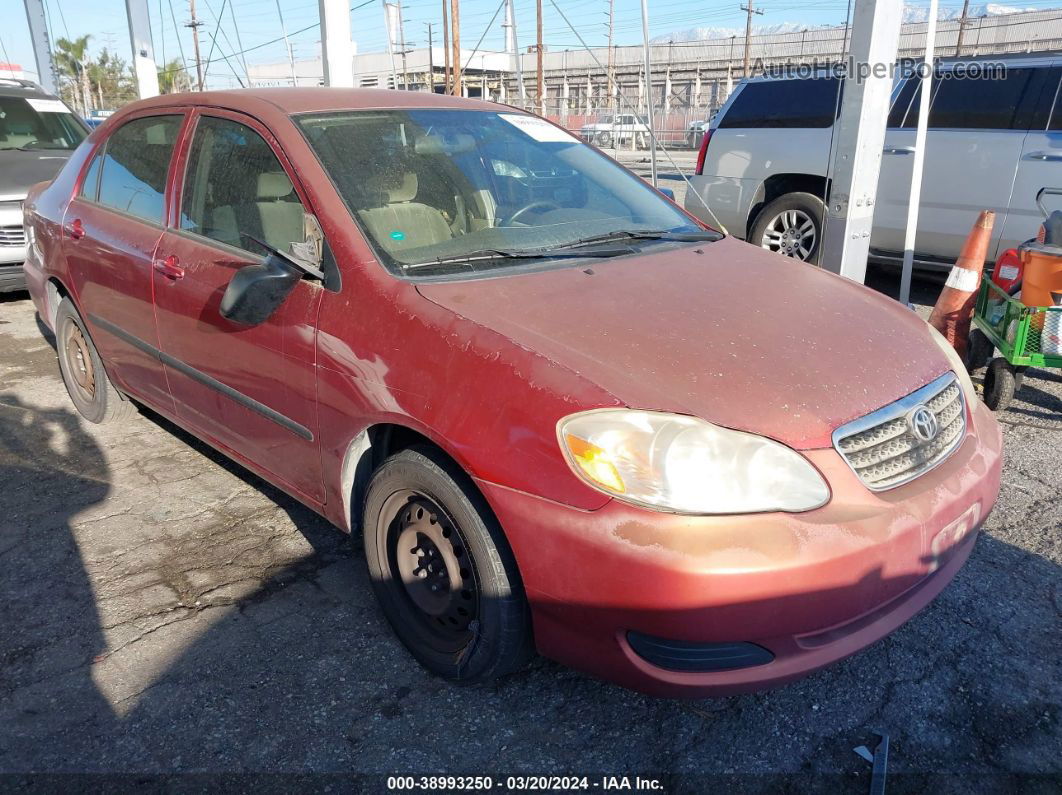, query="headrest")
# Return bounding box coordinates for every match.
[415,133,475,155]
[258,172,294,200]
[365,171,418,203]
